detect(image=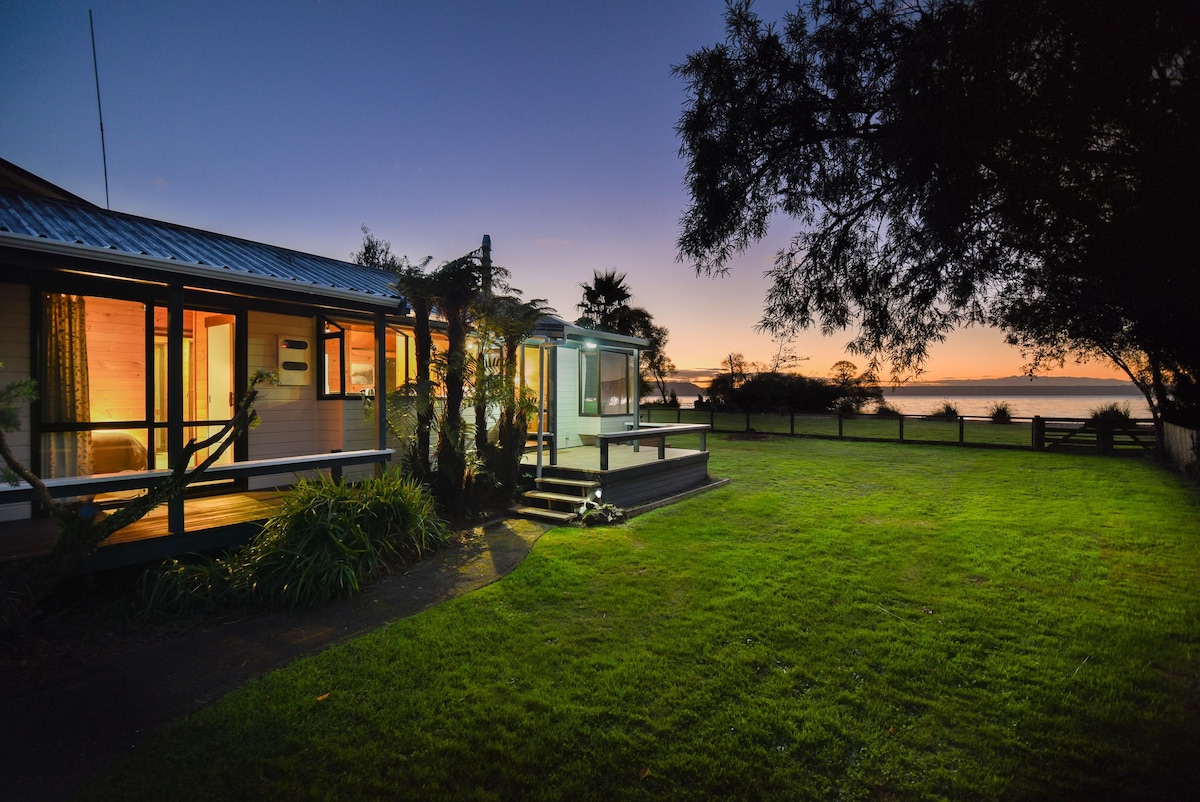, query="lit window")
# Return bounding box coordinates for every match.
[580,348,633,415]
